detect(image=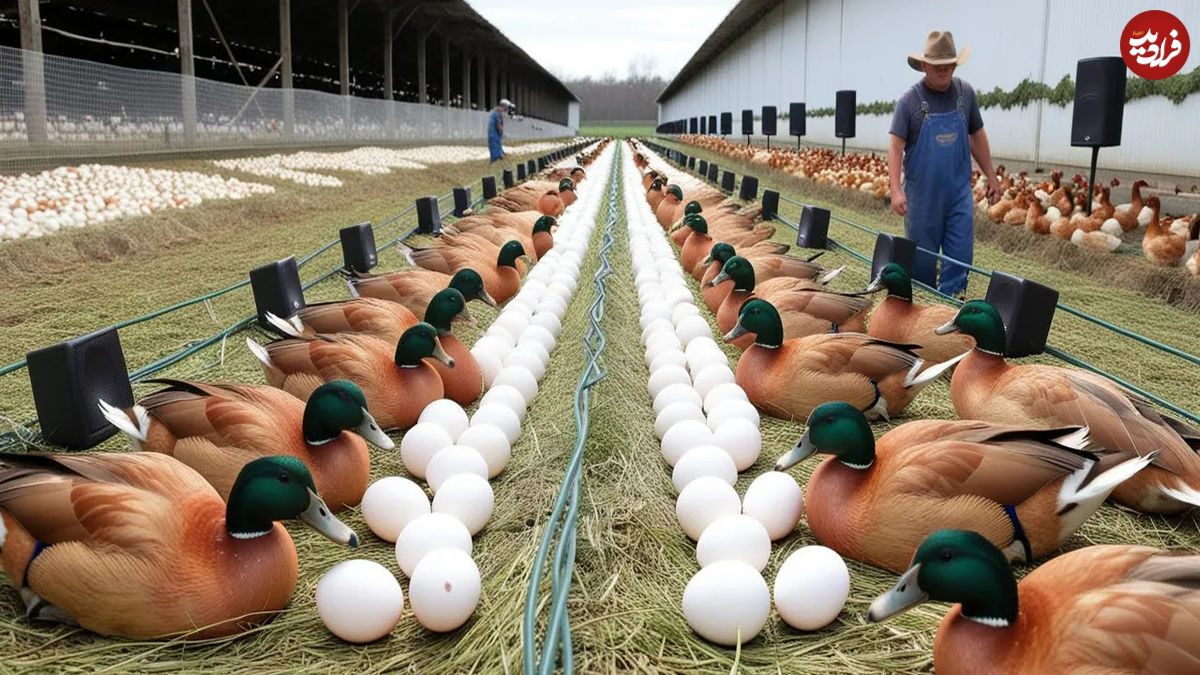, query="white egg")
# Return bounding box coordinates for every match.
[504,299,535,319]
[671,302,701,324]
[394,513,473,576]
[418,399,469,441]
[682,560,770,646]
[492,312,530,343]
[456,423,511,478]
[687,350,729,376]
[707,398,761,430]
[522,280,548,299]
[514,339,551,368]
[644,341,682,370]
[648,348,689,374]
[690,364,735,398]
[703,382,750,412]
[713,416,762,472]
[432,473,494,535]
[652,382,703,416]
[479,384,527,422]
[640,318,674,344]
[773,546,850,631]
[425,444,489,492]
[696,515,771,571]
[674,315,713,346]
[316,559,405,643]
[529,312,562,339]
[520,325,557,356]
[471,404,522,444]
[360,476,430,542]
[639,302,670,330]
[676,476,741,540]
[538,295,568,318]
[660,419,717,466]
[742,471,804,541]
[654,401,706,439]
[472,348,503,388]
[479,329,515,351]
[400,423,455,479]
[648,365,692,400]
[408,548,481,632]
[665,286,693,307]
[672,445,737,493]
[644,328,682,352]
[493,366,539,405]
[504,348,546,381]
